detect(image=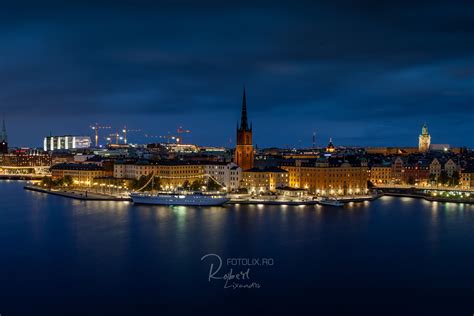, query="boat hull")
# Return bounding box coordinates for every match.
[318,199,344,207]
[130,193,229,206]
